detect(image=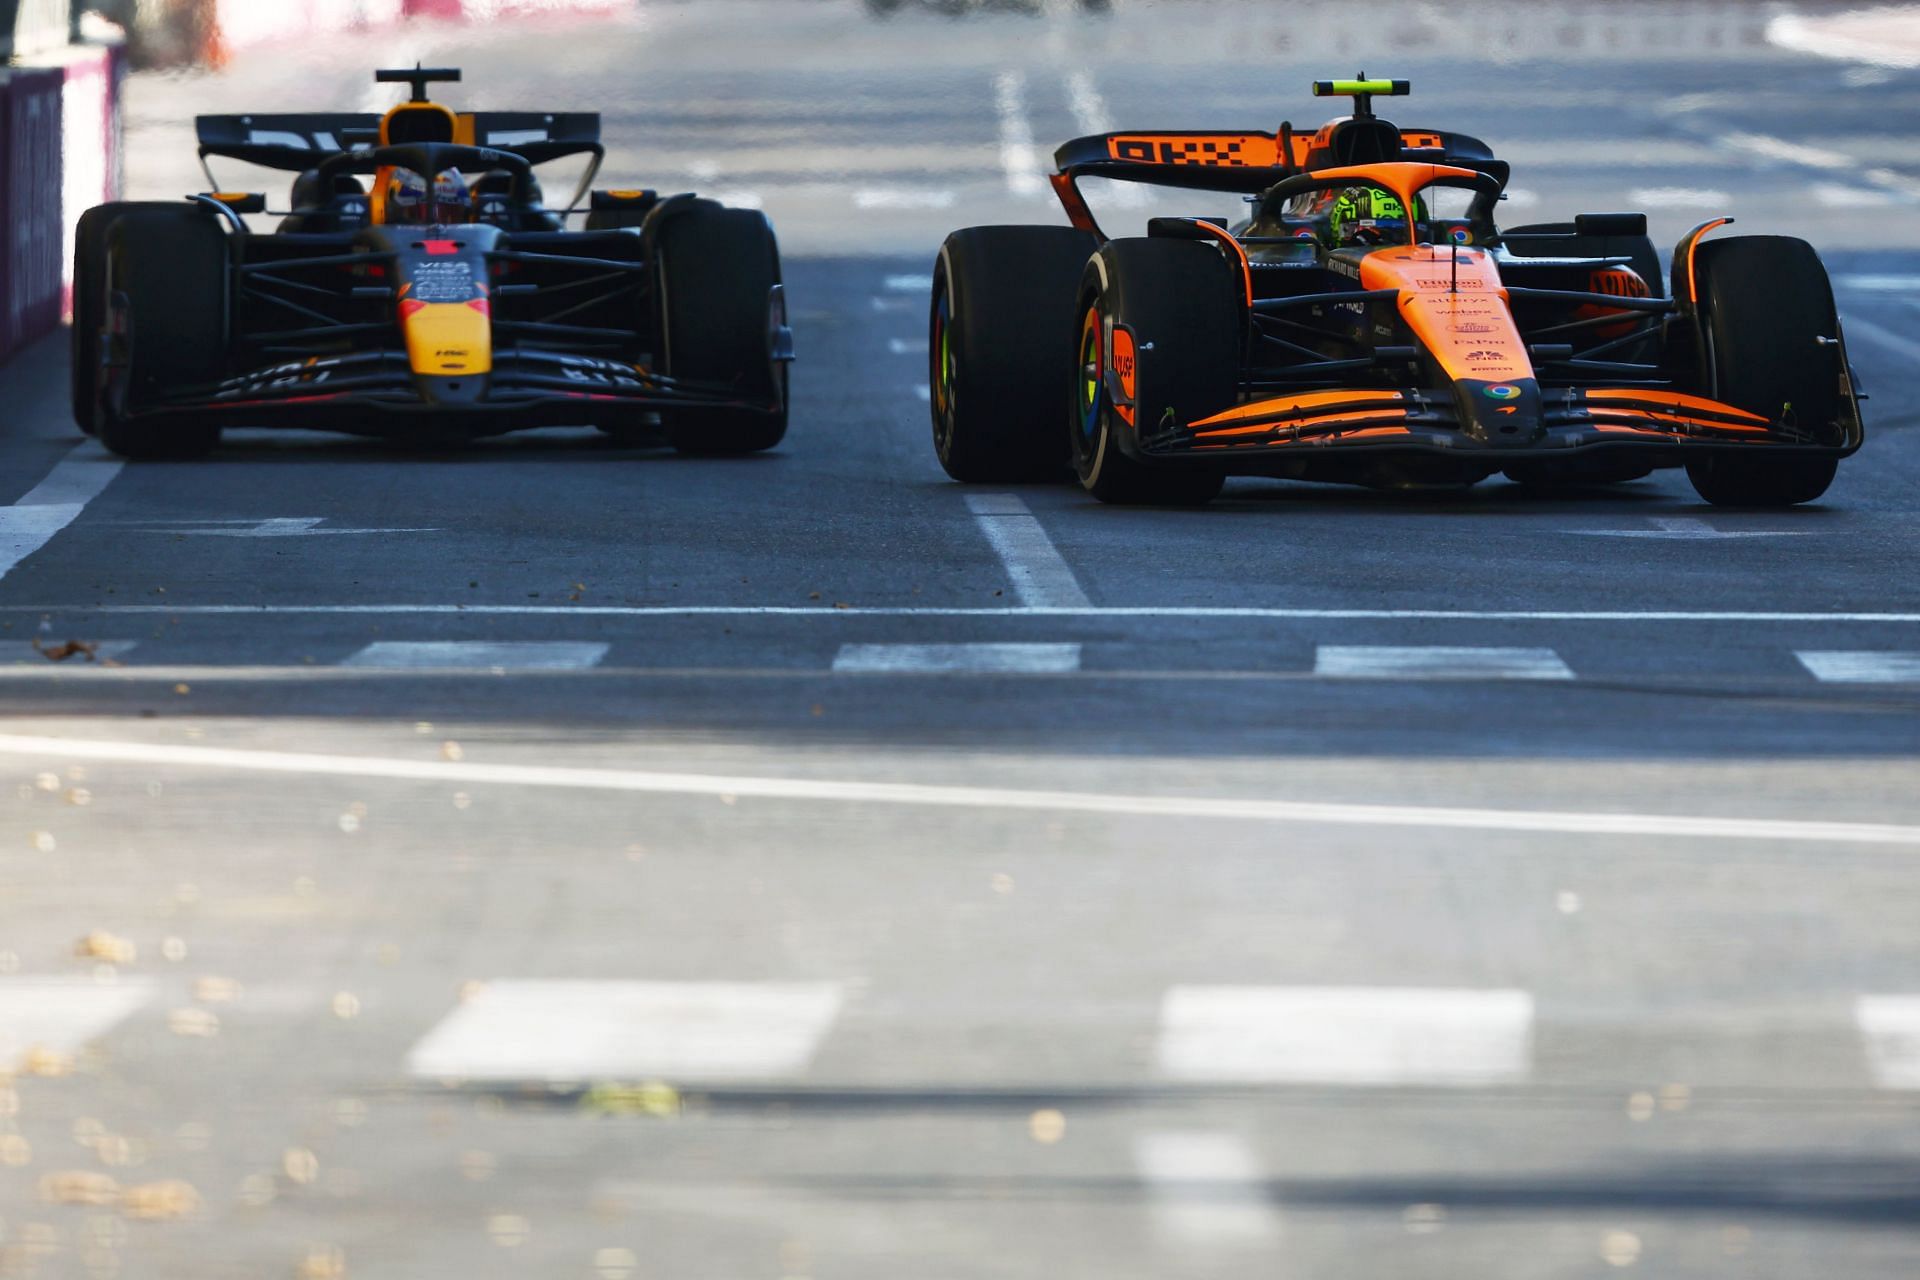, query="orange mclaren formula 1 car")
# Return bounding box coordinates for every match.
[73,66,790,459]
[929,78,1863,506]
